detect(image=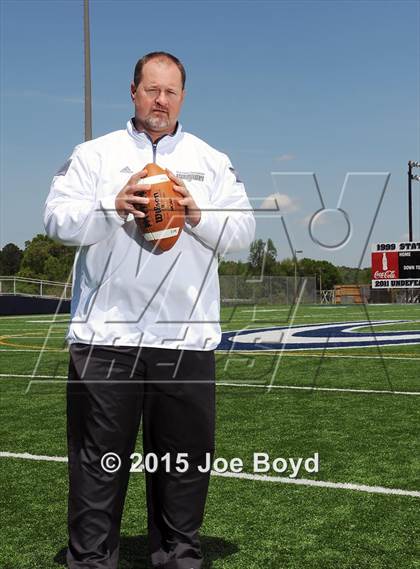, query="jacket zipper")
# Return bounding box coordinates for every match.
[141,122,179,163]
[151,132,173,163]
